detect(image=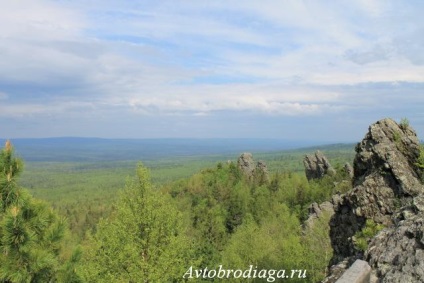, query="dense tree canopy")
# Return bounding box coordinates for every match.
[79,164,198,282]
[0,140,353,282]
